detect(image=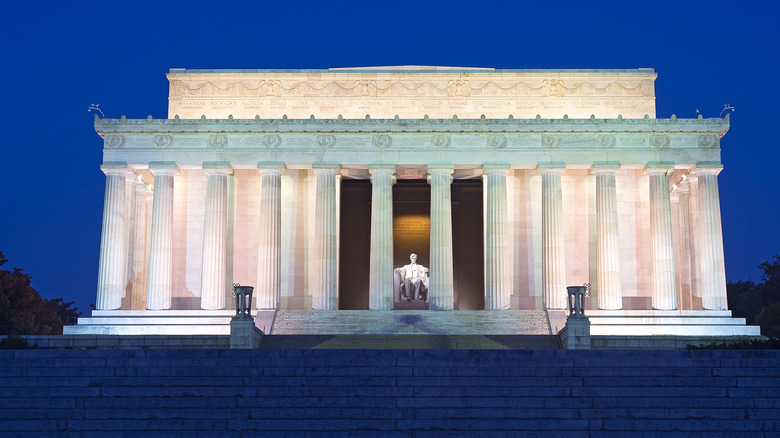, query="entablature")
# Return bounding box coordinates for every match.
[96,115,728,167]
